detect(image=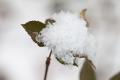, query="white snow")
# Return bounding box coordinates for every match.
[37,11,96,65]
